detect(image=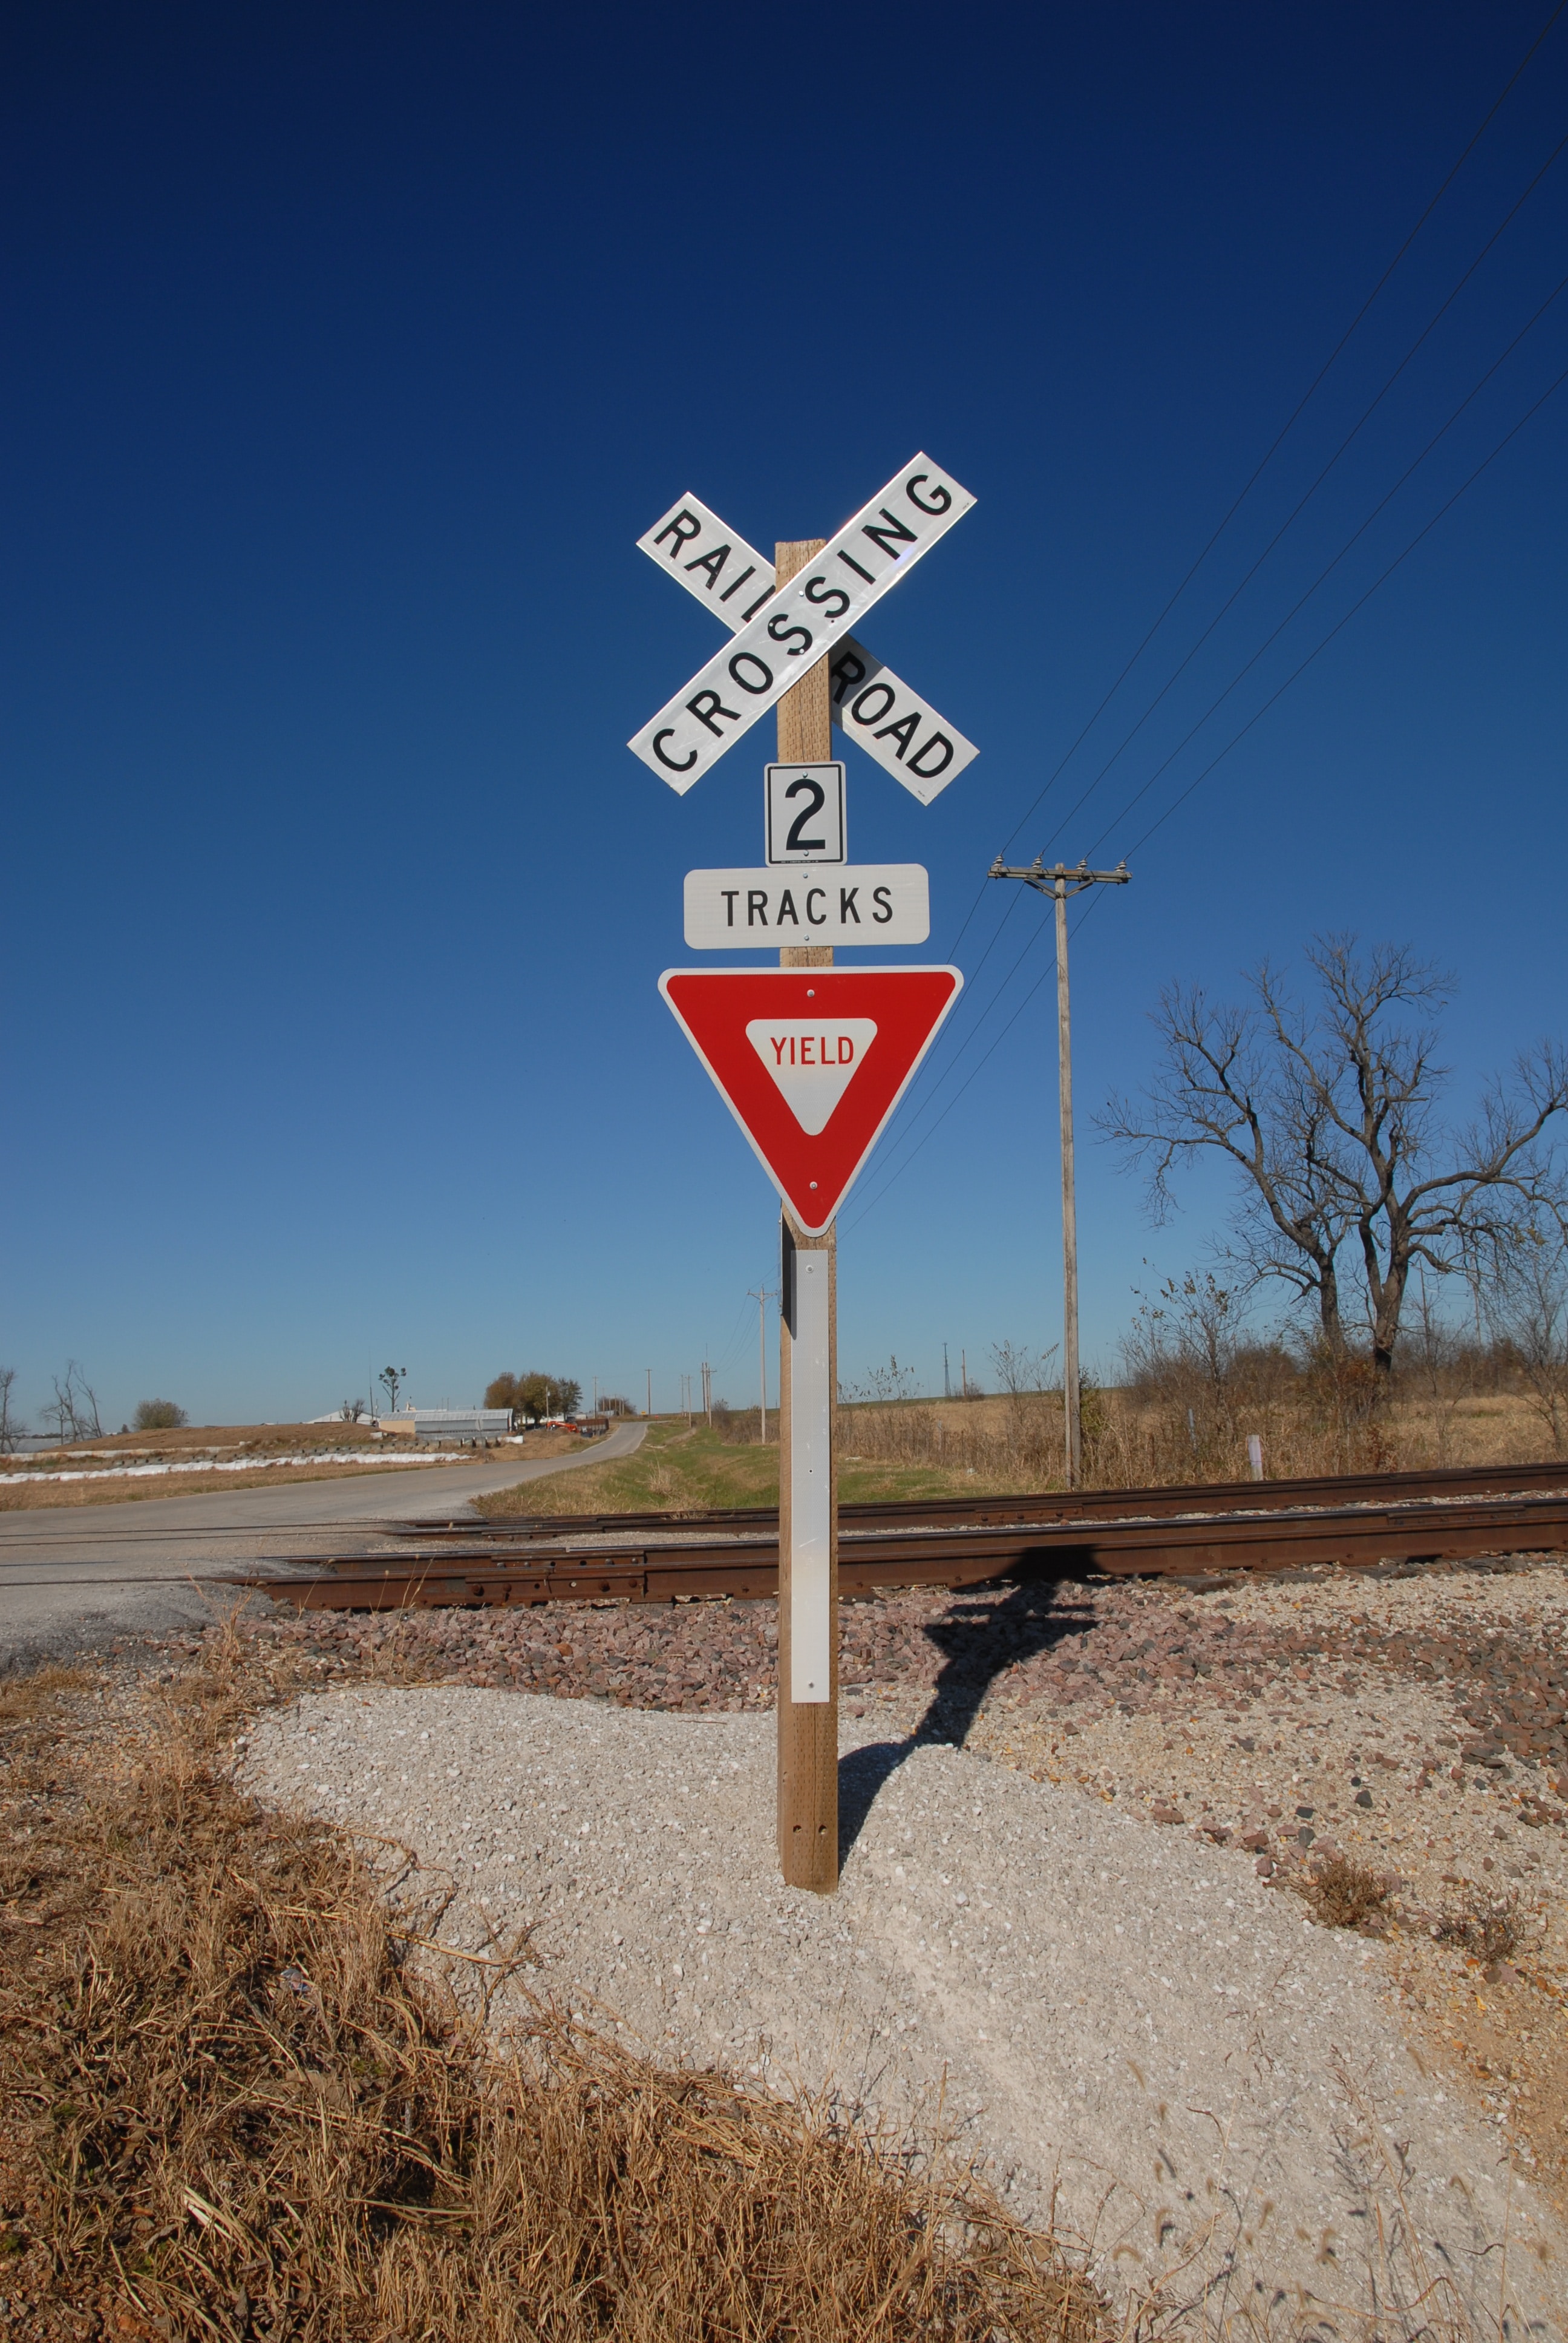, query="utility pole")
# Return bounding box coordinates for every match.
[748,1284,773,1442]
[942,1341,951,1400]
[988,858,1129,1487]
[702,1360,712,1425]
[645,1366,652,1418]
[775,533,839,1895]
